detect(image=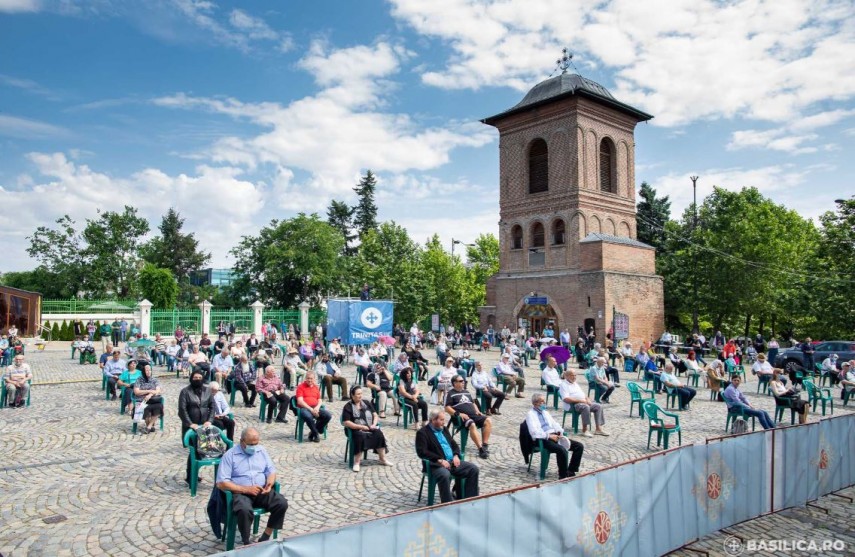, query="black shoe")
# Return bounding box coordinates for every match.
[266,418,272,424]
[478,447,489,459]
[111,394,117,401]
[275,417,288,423]
[311,436,321,443]
[258,533,271,543]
